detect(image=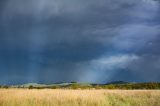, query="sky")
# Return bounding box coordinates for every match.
[0,0,160,84]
